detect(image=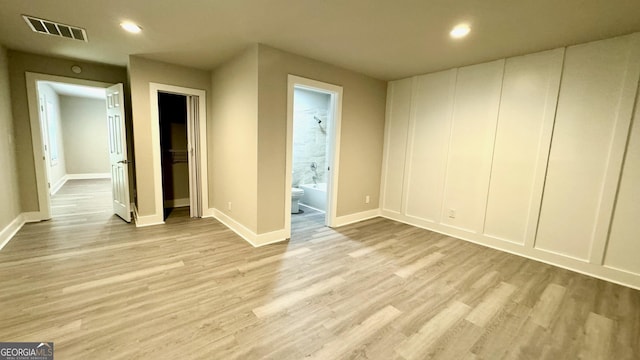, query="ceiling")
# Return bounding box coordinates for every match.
[0,0,638,80]
[42,81,106,100]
